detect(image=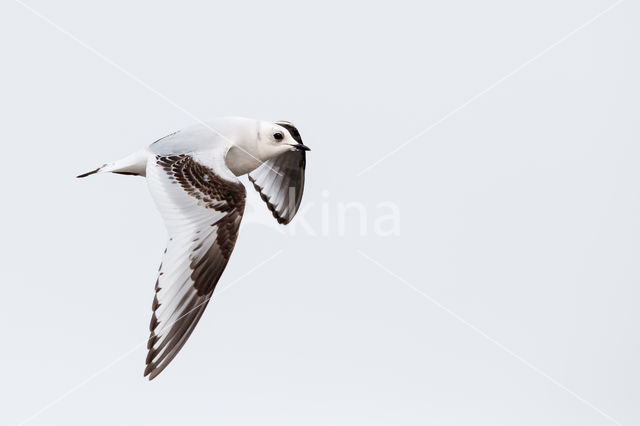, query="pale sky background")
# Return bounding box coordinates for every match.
[1,0,639,425]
